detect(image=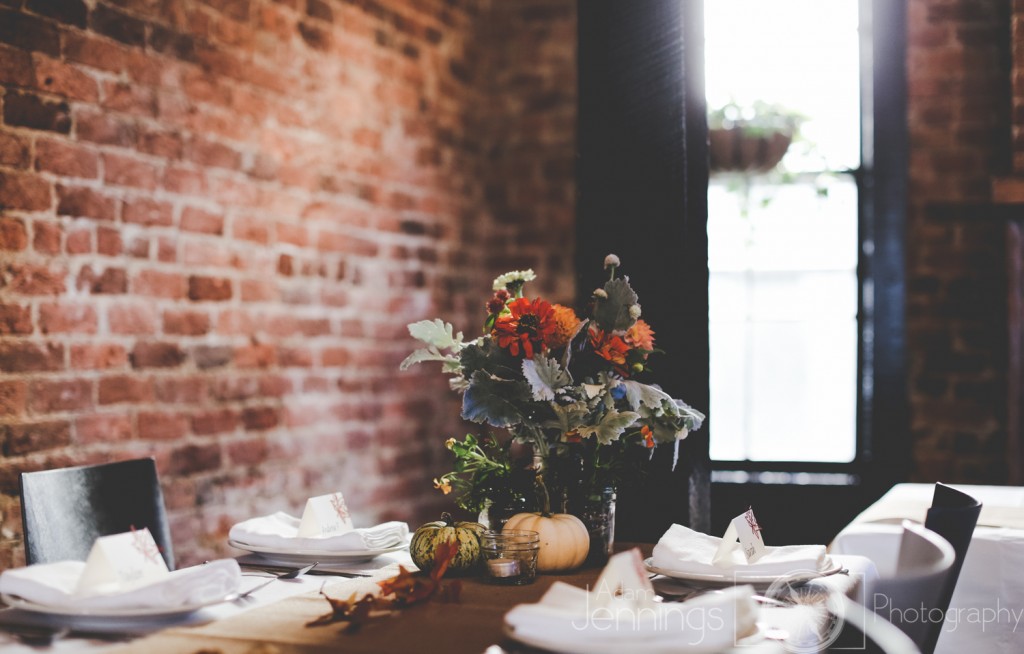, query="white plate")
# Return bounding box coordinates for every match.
[643,556,843,588]
[502,622,763,654]
[0,592,230,630]
[228,538,407,565]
